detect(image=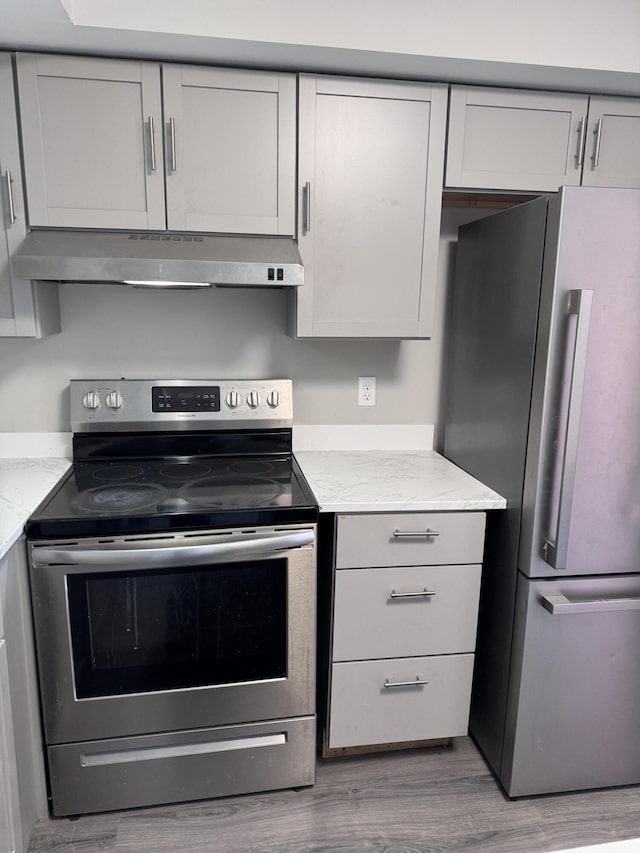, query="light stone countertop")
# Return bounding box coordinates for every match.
[295,449,506,513]
[0,458,71,560]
